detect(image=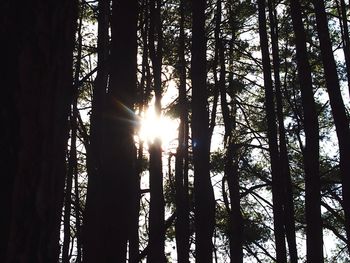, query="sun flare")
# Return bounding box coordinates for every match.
[138,106,179,150]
